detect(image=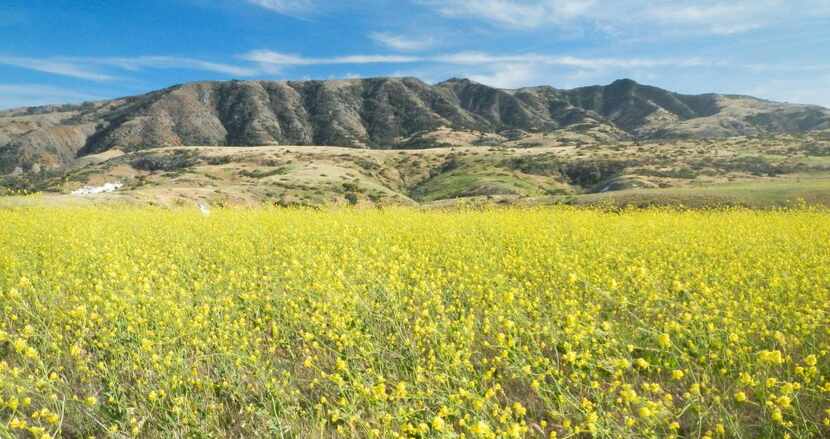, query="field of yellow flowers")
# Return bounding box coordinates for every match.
[1,207,829,438]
